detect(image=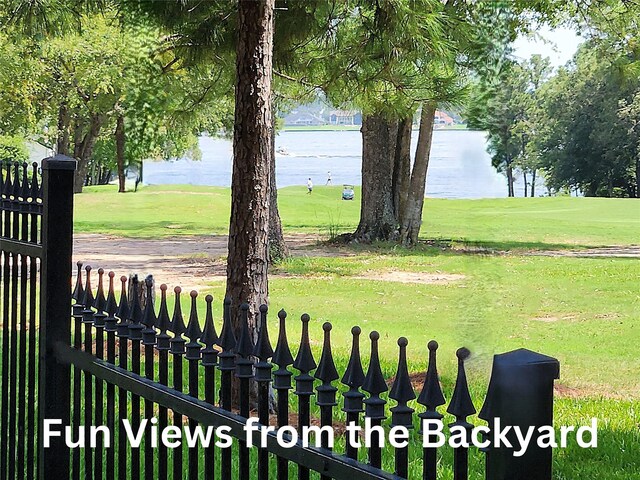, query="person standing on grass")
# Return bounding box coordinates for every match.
[307,177,313,194]
[326,171,332,185]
